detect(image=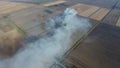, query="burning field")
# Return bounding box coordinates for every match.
[0,8,91,68]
